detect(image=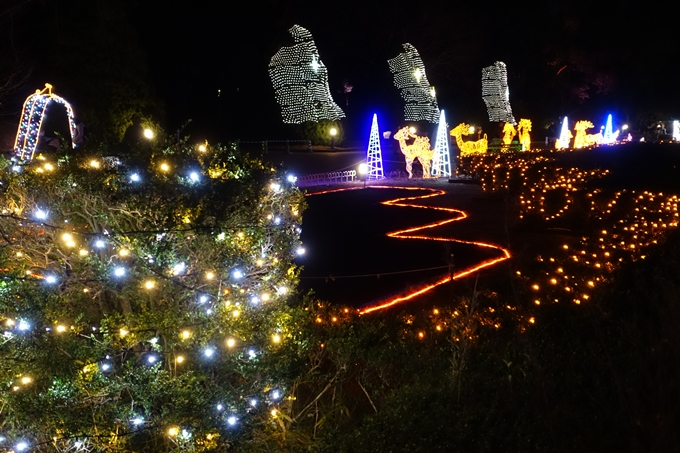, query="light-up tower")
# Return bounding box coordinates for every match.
[556,117,571,149]
[366,114,385,181]
[602,114,615,144]
[431,110,451,177]
[14,83,77,161]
